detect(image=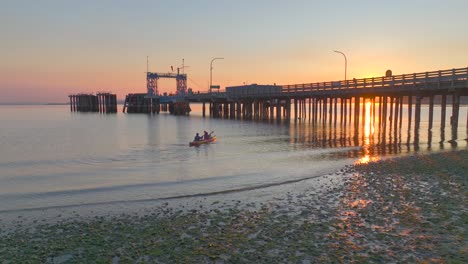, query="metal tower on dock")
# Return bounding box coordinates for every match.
[146,69,187,96]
